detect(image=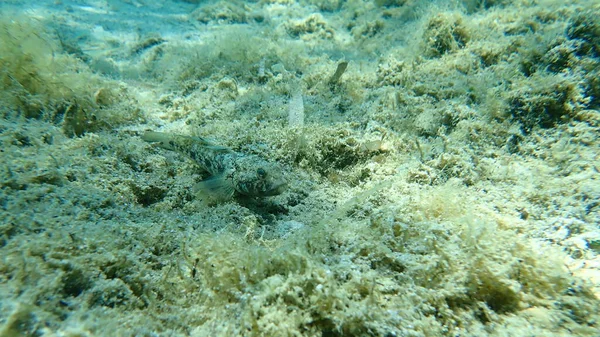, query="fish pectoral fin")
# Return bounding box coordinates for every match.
[193,174,235,202]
